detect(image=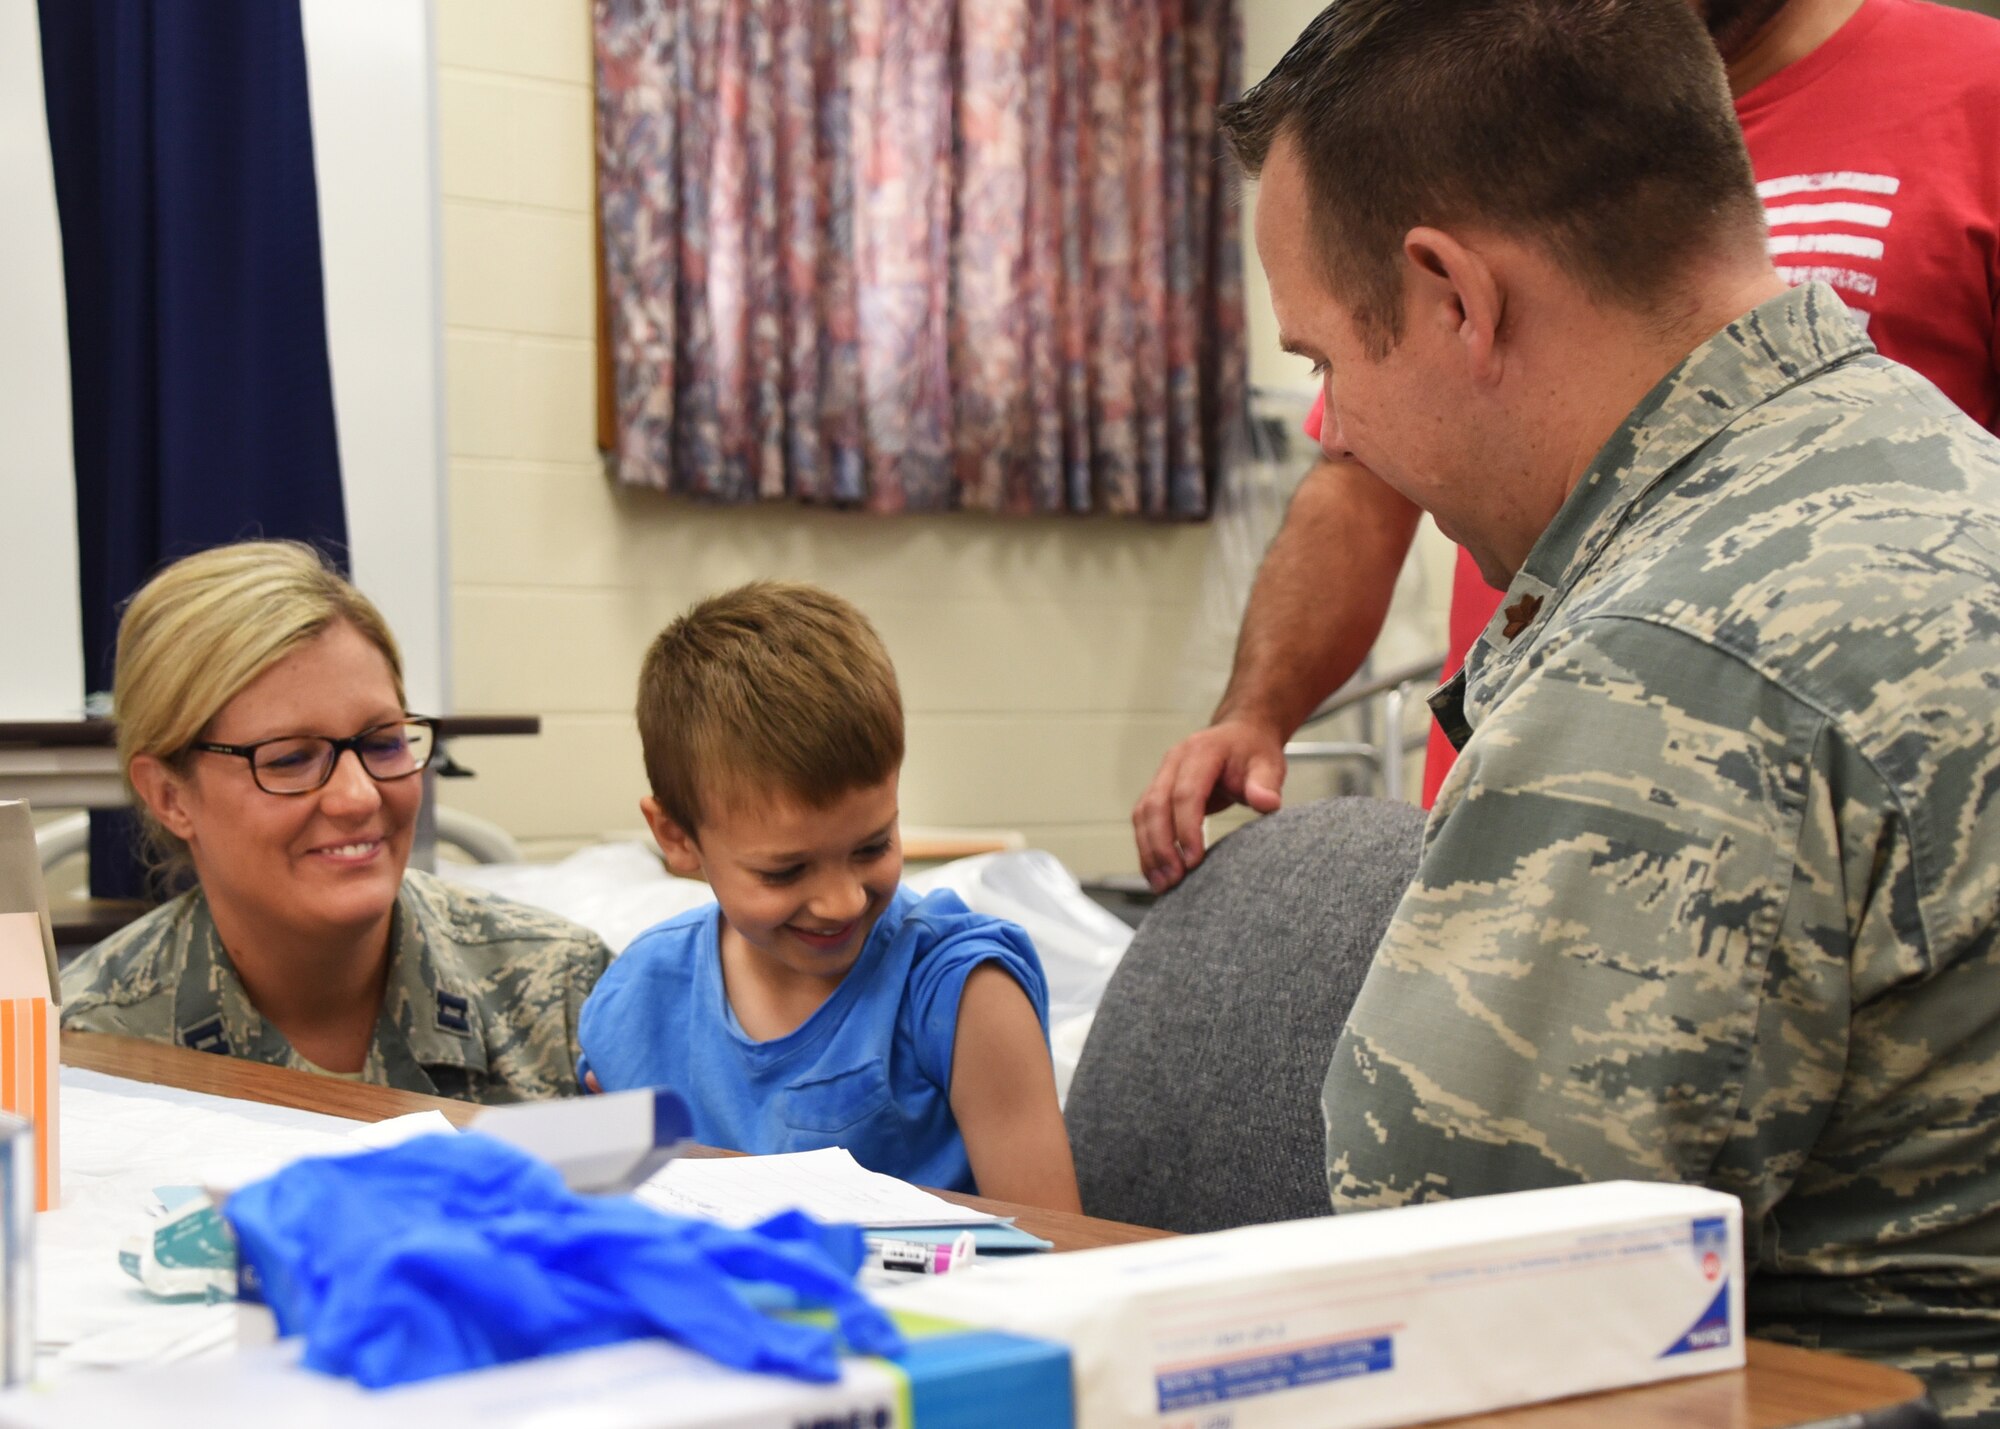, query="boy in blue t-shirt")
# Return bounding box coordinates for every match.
[578,581,1081,1210]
